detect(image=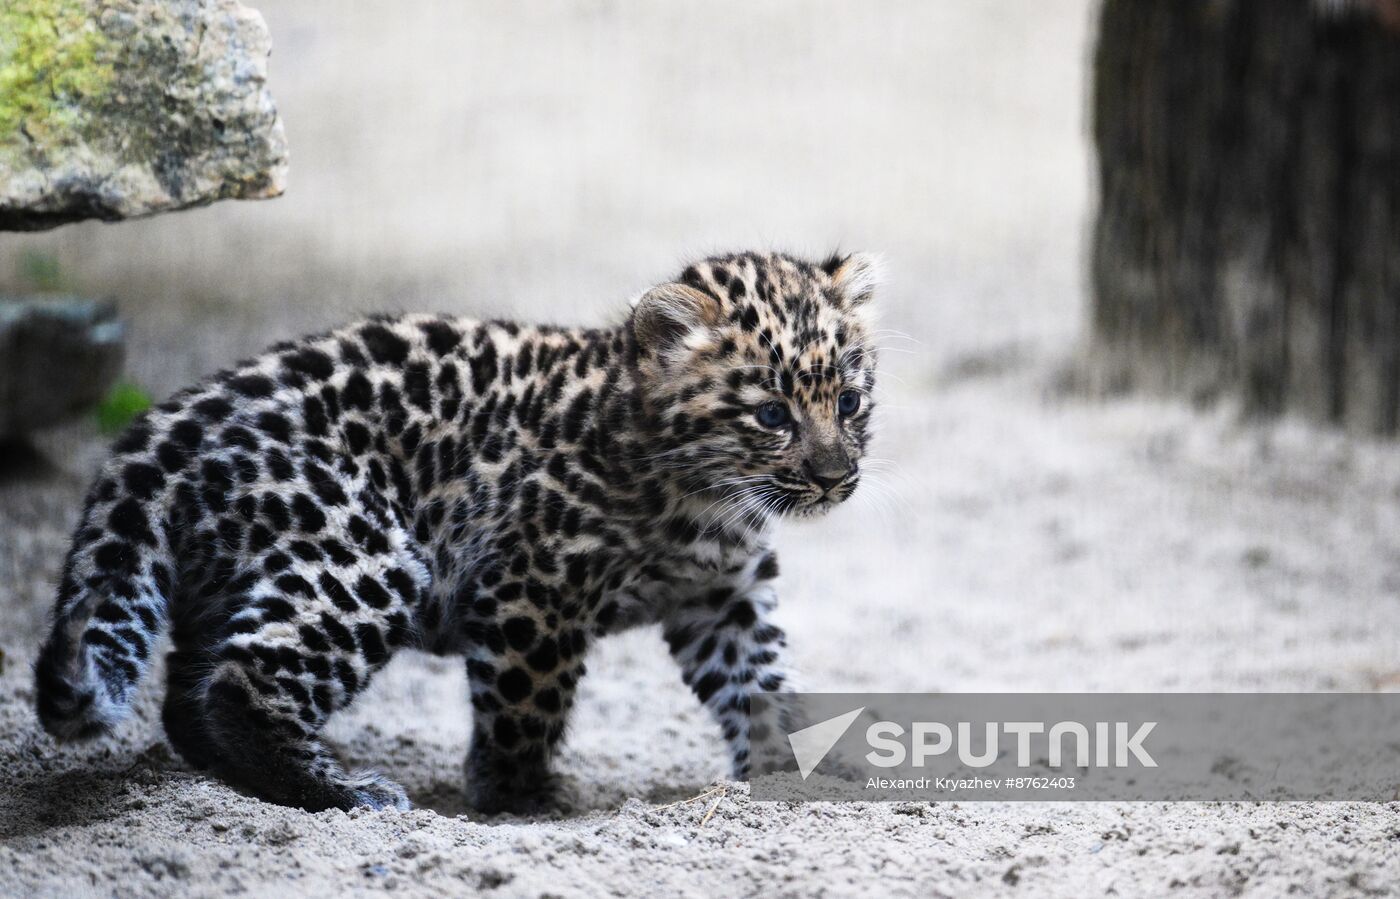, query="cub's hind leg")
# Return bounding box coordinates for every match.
[163,642,218,770]
[162,525,238,770]
[192,517,429,811]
